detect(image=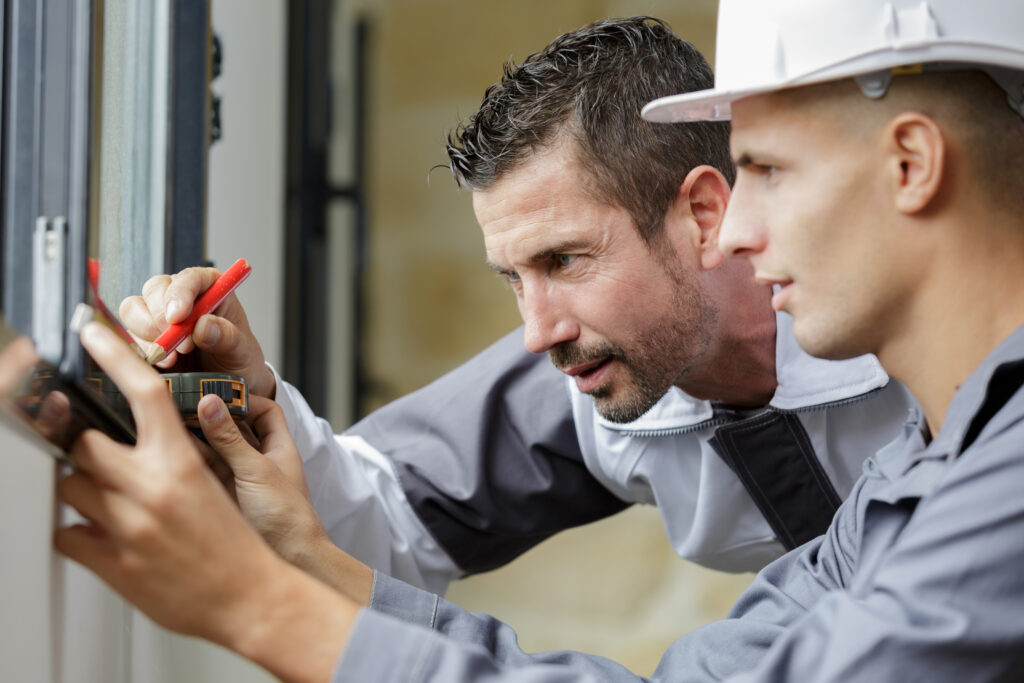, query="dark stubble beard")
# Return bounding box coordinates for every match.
[549,259,718,423]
